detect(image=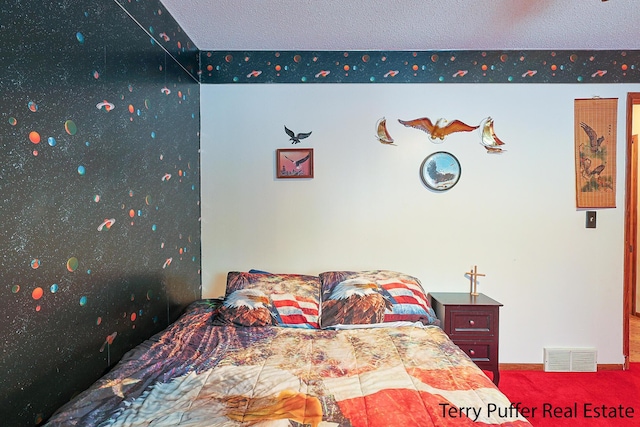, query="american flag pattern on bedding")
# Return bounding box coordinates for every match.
[212,272,321,329]
[319,270,440,328]
[45,300,531,427]
[378,278,434,323]
[271,293,320,329]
